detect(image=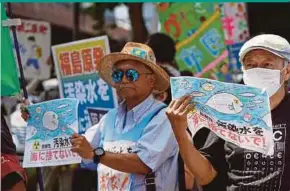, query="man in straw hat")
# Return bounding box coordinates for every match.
[71,42,179,191]
[166,34,290,191]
